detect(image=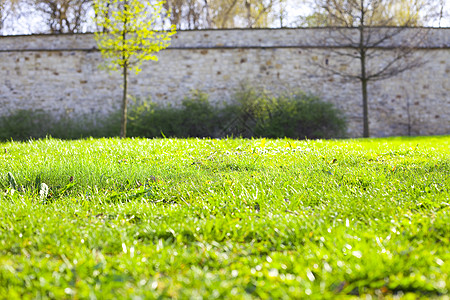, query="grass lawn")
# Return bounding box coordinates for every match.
[0,136,449,299]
